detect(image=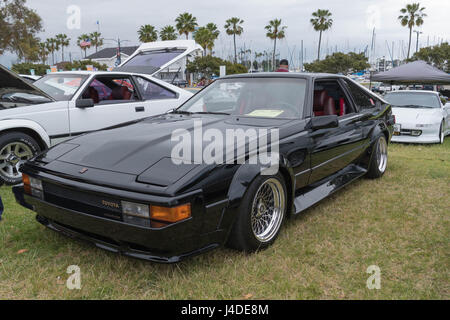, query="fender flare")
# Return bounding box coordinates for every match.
[368,121,389,146]
[219,154,296,233]
[0,119,51,149]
